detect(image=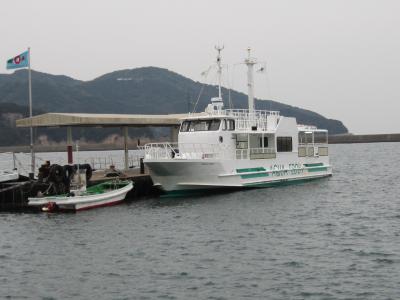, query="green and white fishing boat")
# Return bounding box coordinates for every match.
[28,180,133,212]
[144,47,332,196]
